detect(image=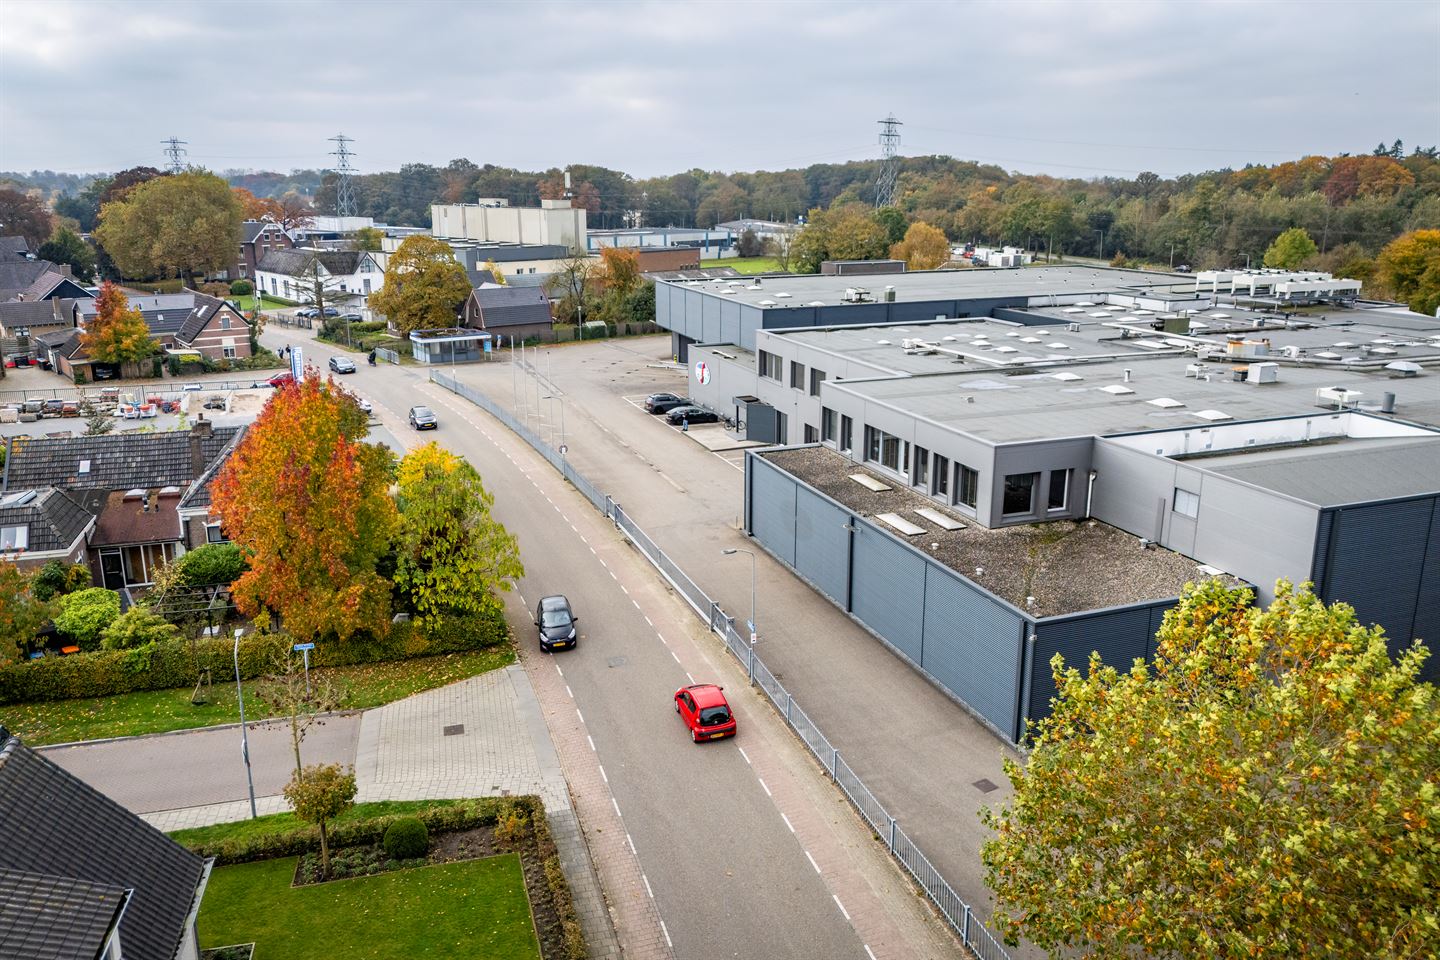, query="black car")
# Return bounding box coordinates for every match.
[321,306,340,318]
[408,405,438,430]
[644,392,687,414]
[665,404,719,425]
[329,356,357,374]
[91,365,116,380]
[535,595,578,651]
